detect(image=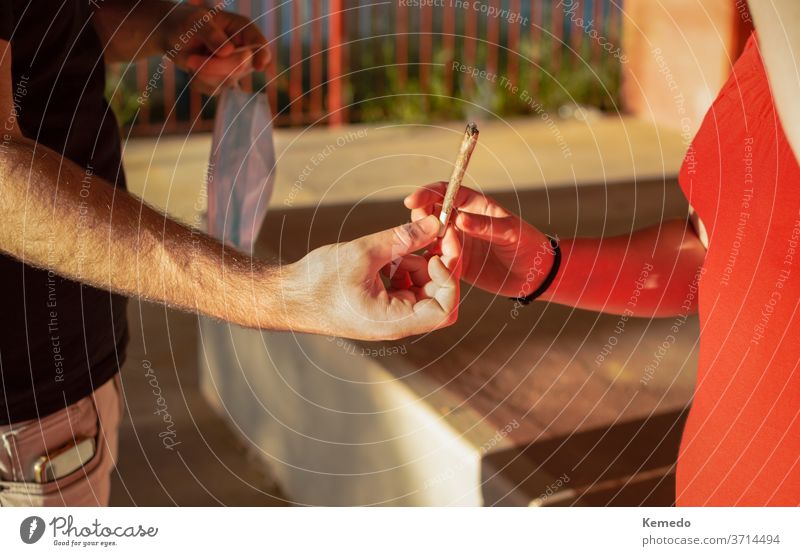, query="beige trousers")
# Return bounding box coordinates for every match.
[0,375,122,506]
